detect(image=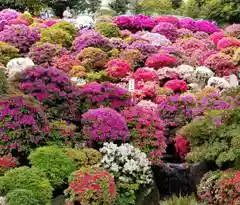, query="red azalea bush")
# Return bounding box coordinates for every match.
[203,53,237,76]
[152,22,178,42]
[19,66,78,120]
[0,154,18,175]
[198,170,240,205]
[52,54,81,73]
[163,79,188,93]
[0,95,49,153]
[175,136,189,160]
[77,82,131,114]
[153,16,180,28]
[82,108,130,145]
[65,167,116,205]
[121,106,166,165]
[28,42,68,65]
[106,59,131,79]
[209,32,226,45]
[145,53,177,69]
[133,67,159,82]
[217,37,240,50]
